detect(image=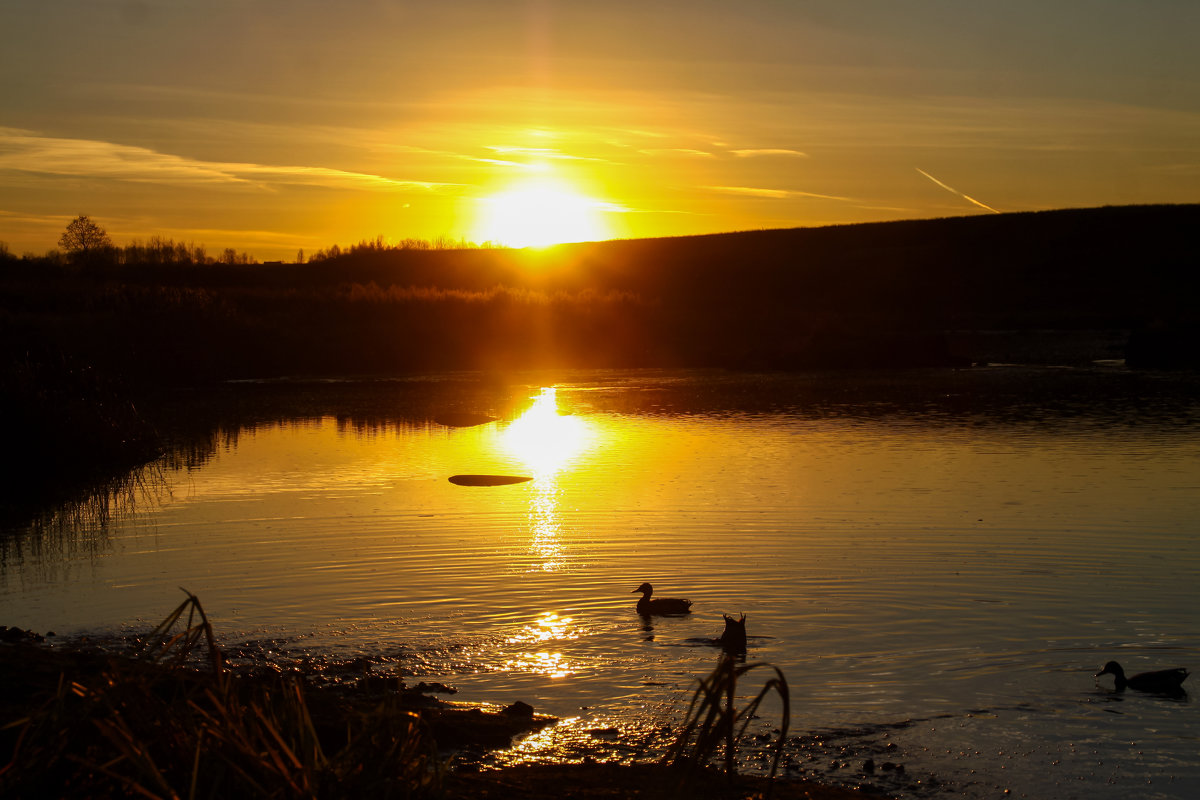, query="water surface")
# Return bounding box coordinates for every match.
[3,367,1199,798]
